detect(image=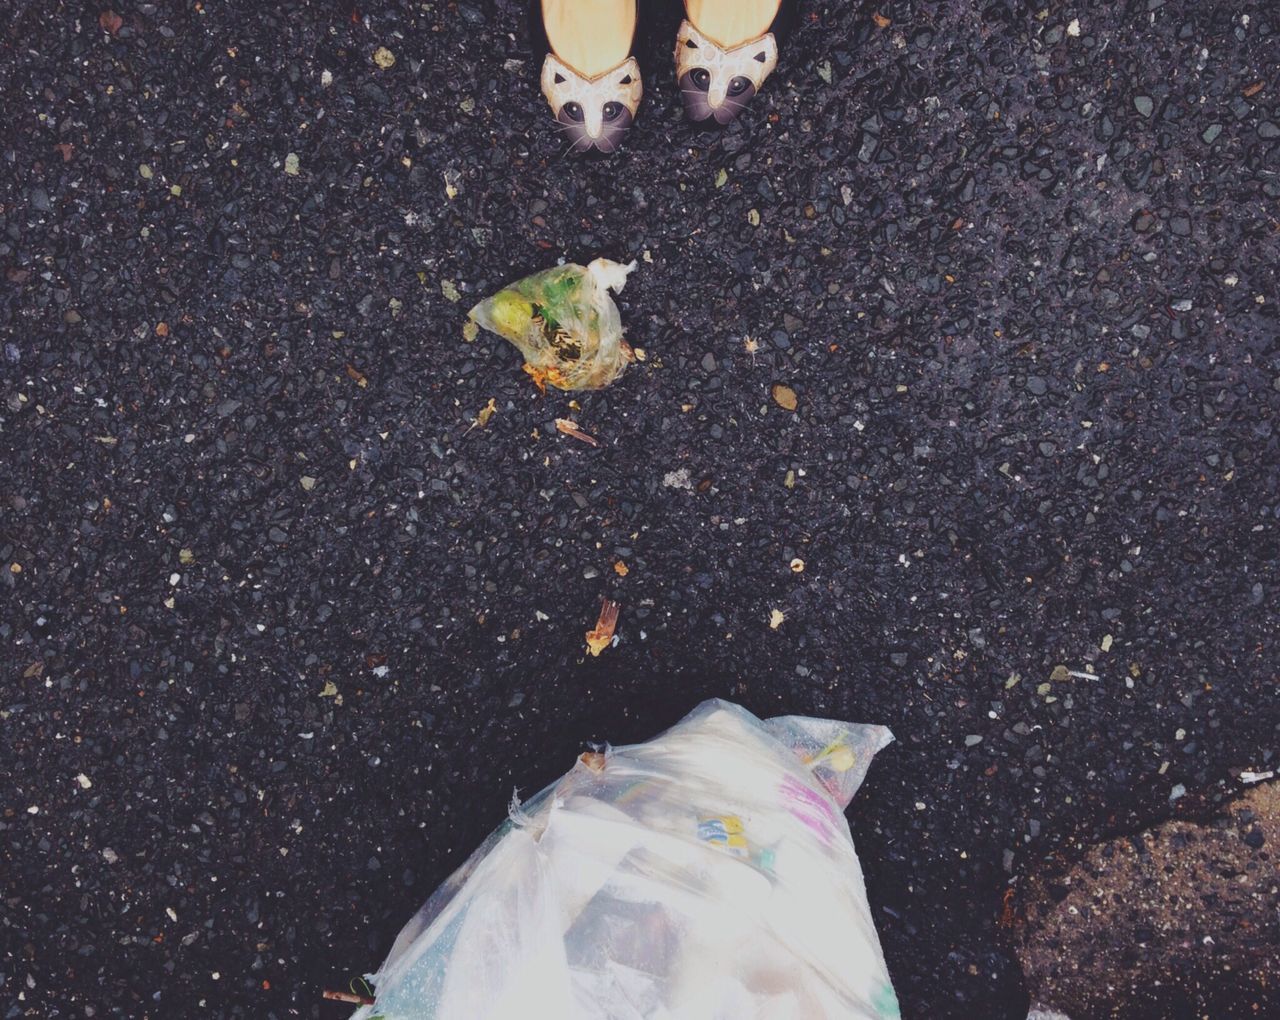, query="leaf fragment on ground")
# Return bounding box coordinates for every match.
[441,279,461,302]
[555,418,599,446]
[873,12,891,28]
[474,398,497,428]
[772,383,798,411]
[345,364,368,388]
[613,560,629,577]
[461,317,479,342]
[99,10,123,35]
[284,152,300,176]
[319,680,338,698]
[585,598,620,657]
